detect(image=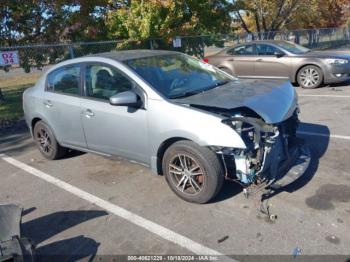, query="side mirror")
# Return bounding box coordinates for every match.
[109,91,140,107]
[275,51,285,58]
